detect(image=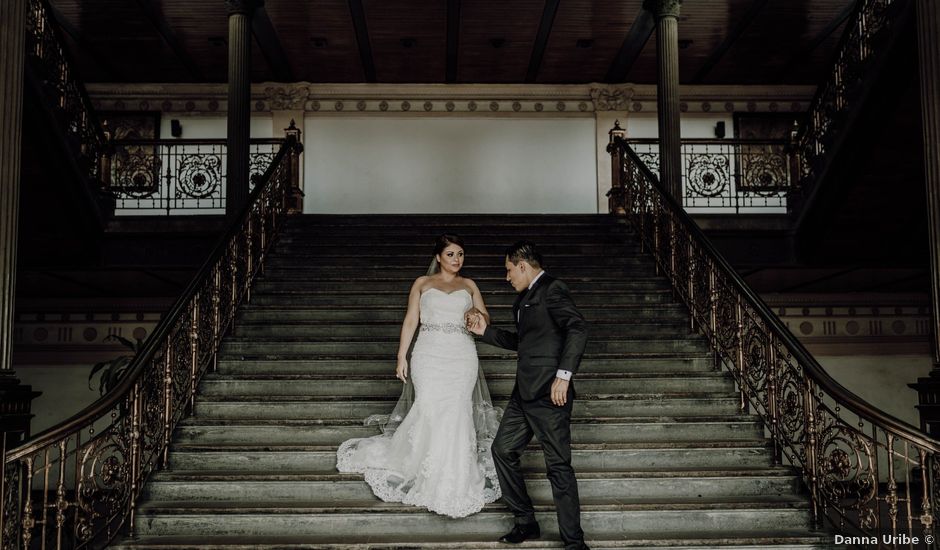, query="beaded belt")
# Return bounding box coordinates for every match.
[420,322,471,336]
